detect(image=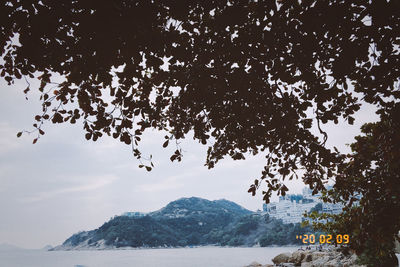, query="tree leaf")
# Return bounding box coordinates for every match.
[162,140,169,148]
